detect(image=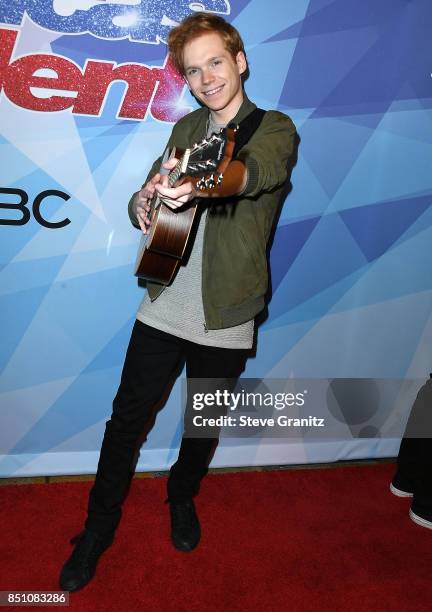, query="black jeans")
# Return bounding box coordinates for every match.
[396,376,432,509]
[85,320,251,535]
